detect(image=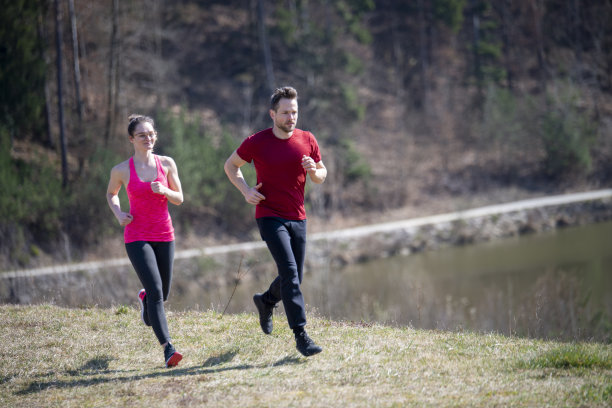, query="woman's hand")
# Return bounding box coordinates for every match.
[150,181,167,195]
[117,212,133,226]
